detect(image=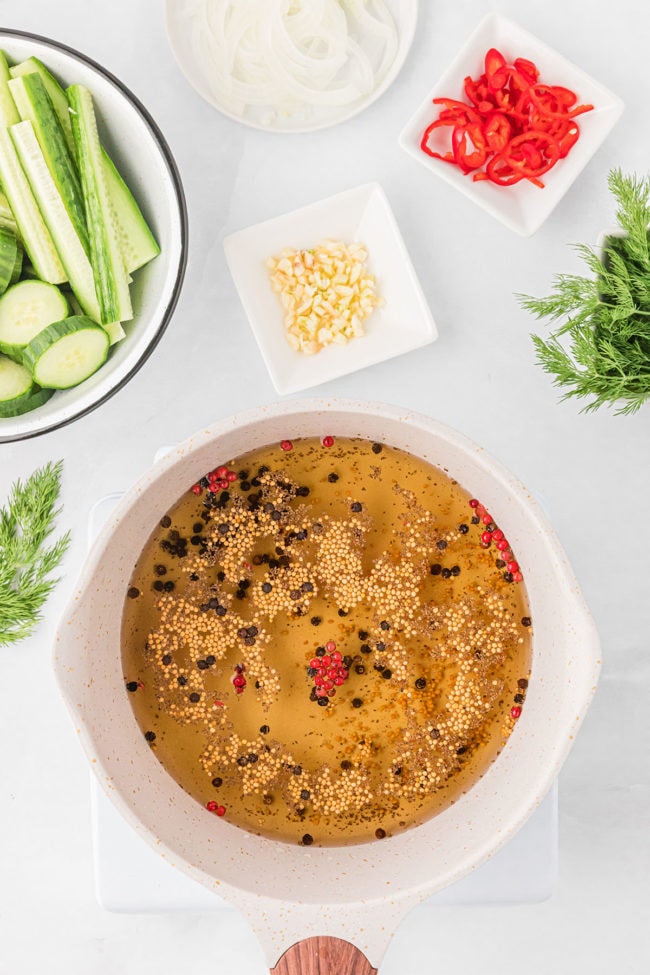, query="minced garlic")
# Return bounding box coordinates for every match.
[267,239,383,355]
